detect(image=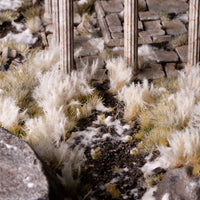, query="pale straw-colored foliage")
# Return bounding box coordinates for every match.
[106,57,132,94]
